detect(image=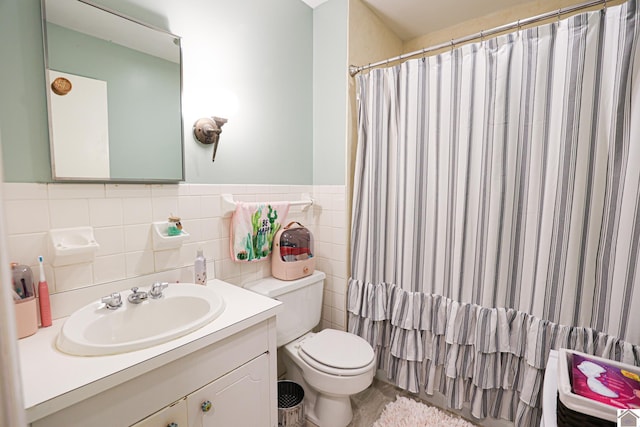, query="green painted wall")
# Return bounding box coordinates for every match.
[313,0,348,185]
[0,0,51,182]
[0,0,314,184]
